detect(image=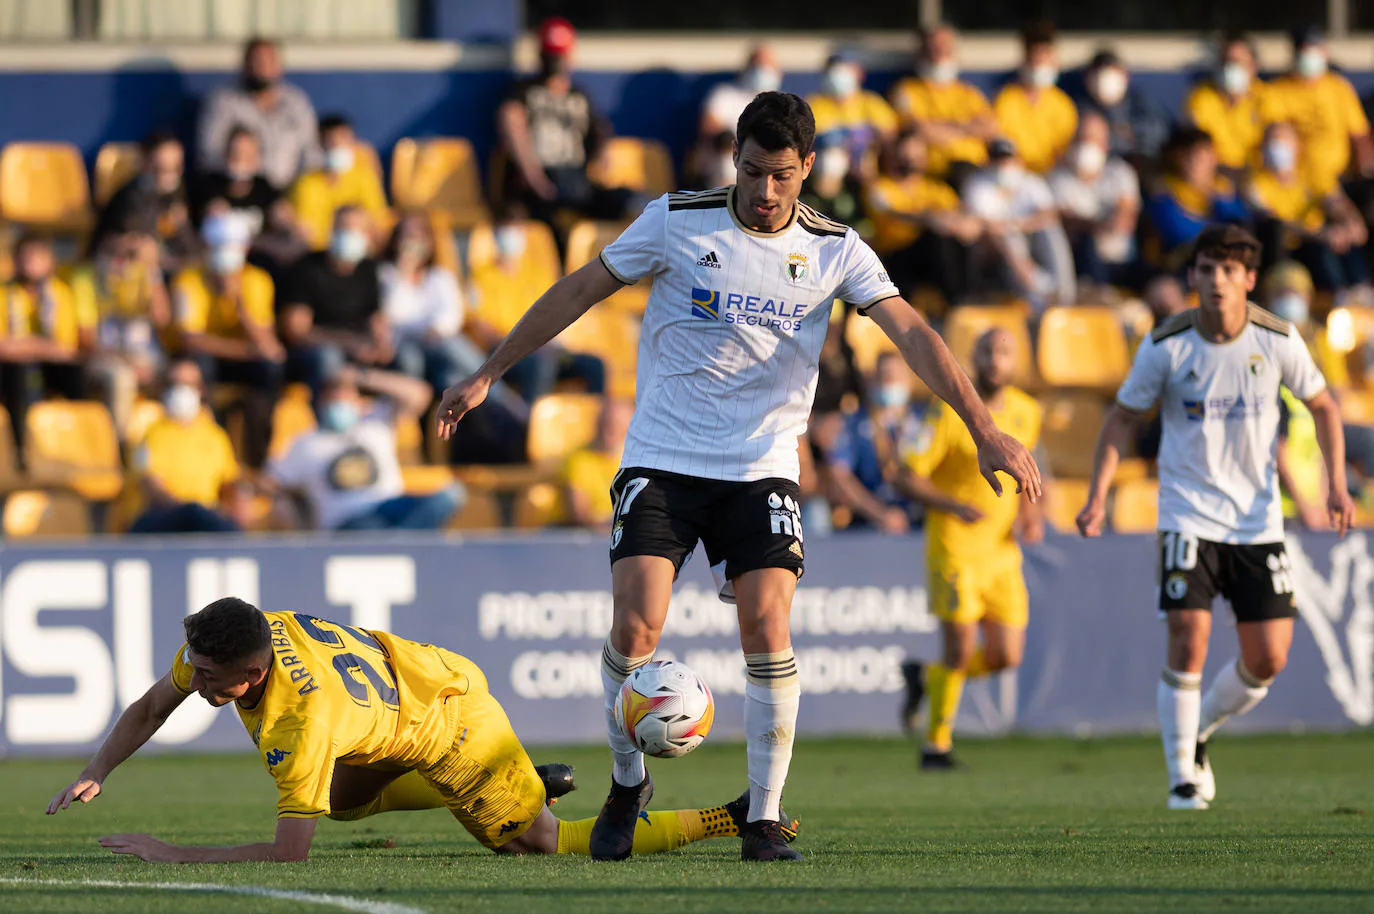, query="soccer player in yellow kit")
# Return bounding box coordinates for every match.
[900,328,1044,768]
[46,597,792,861]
